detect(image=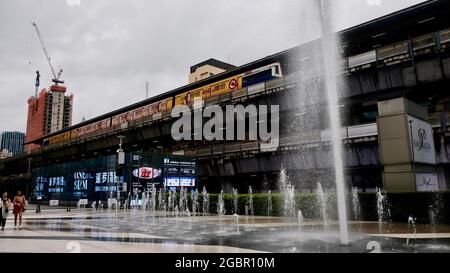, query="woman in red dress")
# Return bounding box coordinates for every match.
[13,190,26,230]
